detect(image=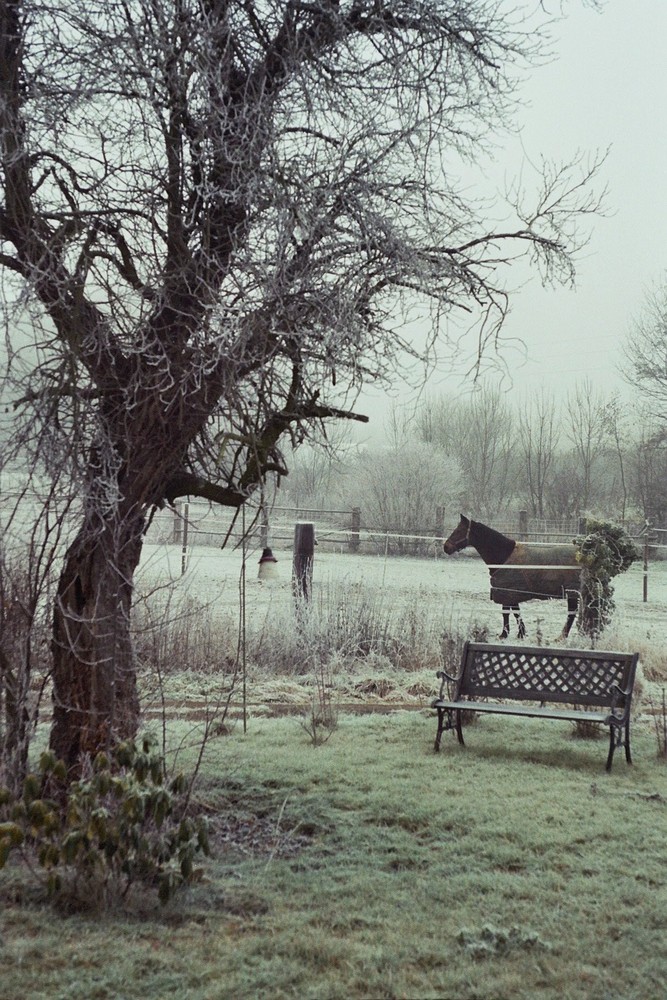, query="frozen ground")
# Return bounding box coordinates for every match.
[137,541,667,653]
